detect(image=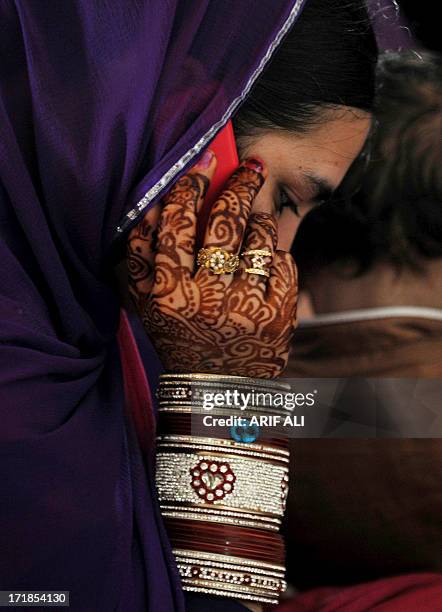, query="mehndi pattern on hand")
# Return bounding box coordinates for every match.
[127,151,298,379]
